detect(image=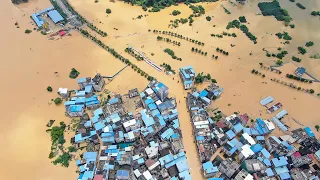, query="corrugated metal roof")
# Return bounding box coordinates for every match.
[47,10,64,23]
